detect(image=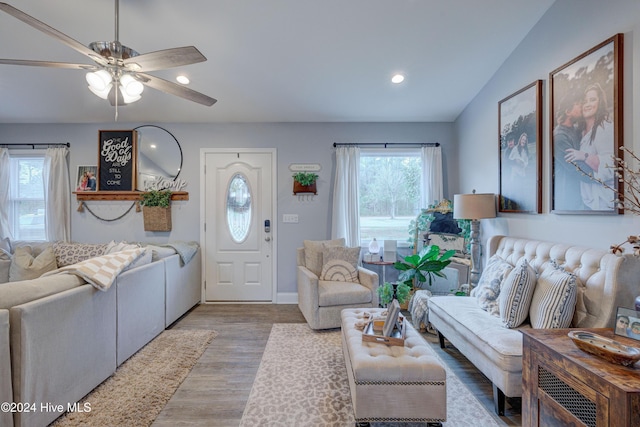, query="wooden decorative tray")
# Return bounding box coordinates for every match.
[568,330,640,367]
[362,315,406,347]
